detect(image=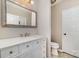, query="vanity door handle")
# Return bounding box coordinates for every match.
[36,41,39,44]
[9,51,13,54]
[26,45,30,48]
